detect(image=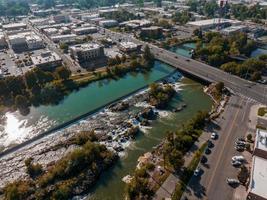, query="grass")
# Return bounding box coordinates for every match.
[258,107,267,117]
[172,142,207,200]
